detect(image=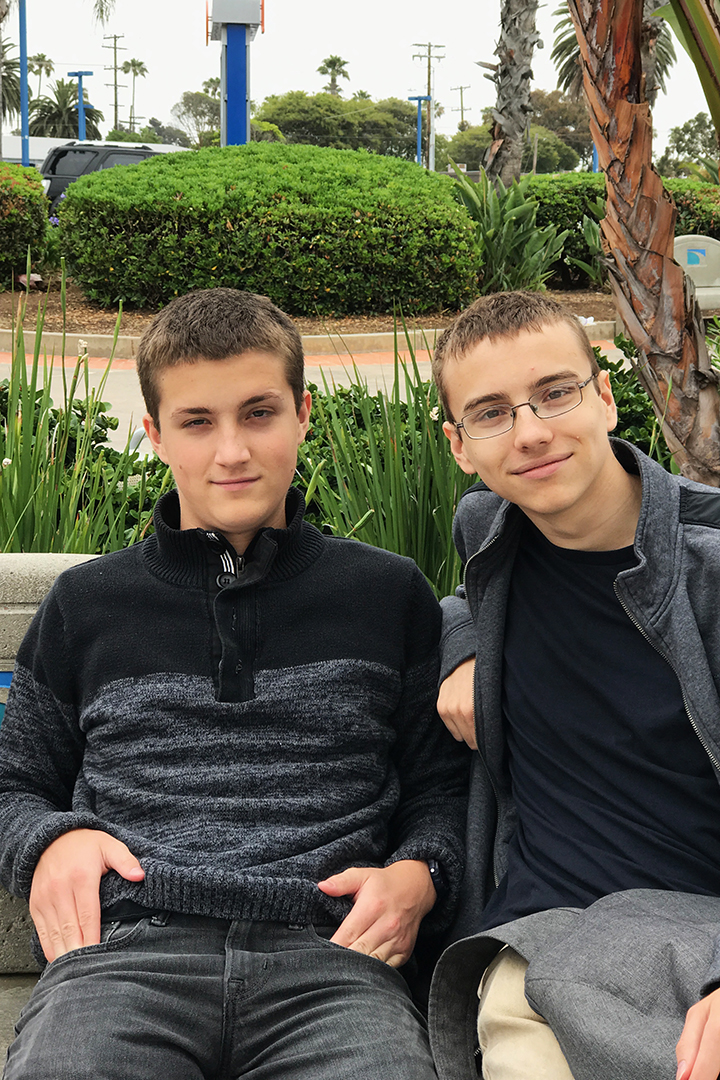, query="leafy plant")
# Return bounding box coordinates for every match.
[0,163,48,284]
[596,339,673,470]
[297,331,476,598]
[450,164,568,294]
[0,264,172,553]
[58,143,477,315]
[565,198,607,287]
